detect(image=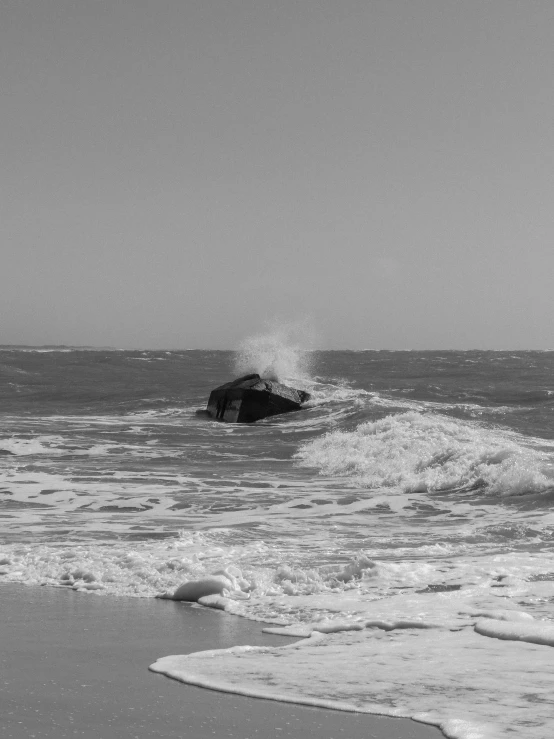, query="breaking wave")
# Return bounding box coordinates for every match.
[294,411,553,496]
